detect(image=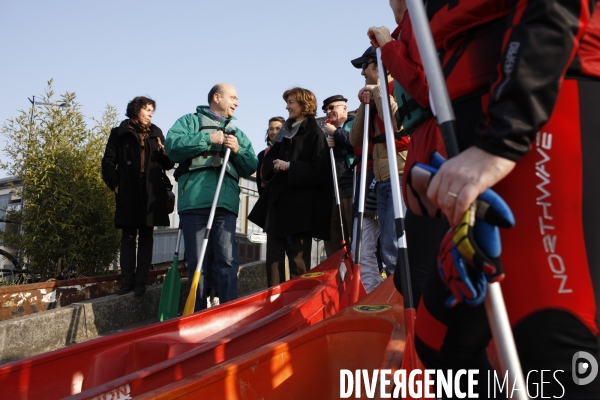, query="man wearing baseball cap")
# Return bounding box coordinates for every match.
[348,46,410,283]
[347,46,385,292]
